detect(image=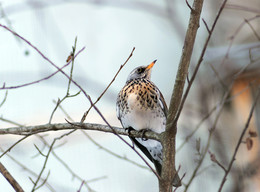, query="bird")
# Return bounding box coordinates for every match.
[116,60,181,187]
